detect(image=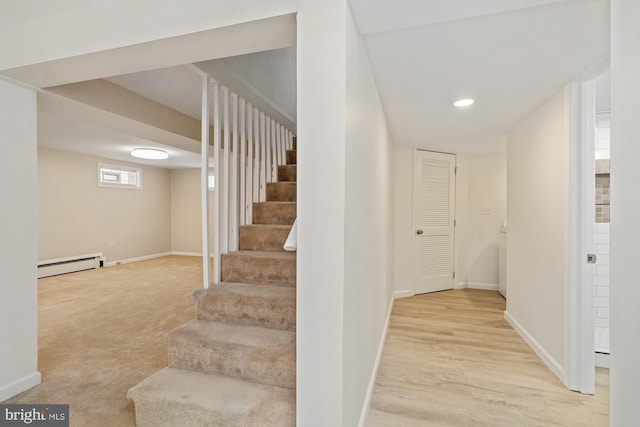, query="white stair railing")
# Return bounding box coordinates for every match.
[200,77,295,287]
